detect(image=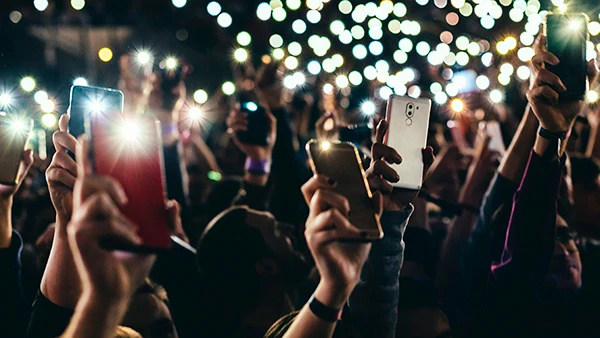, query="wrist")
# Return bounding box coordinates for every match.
[314,281,353,309]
